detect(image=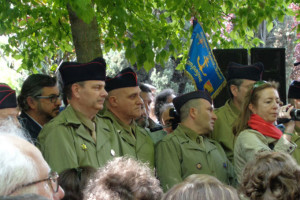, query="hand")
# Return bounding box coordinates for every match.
[278,104,294,119]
